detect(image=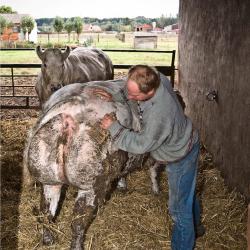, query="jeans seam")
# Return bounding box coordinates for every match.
[178,171,185,249]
